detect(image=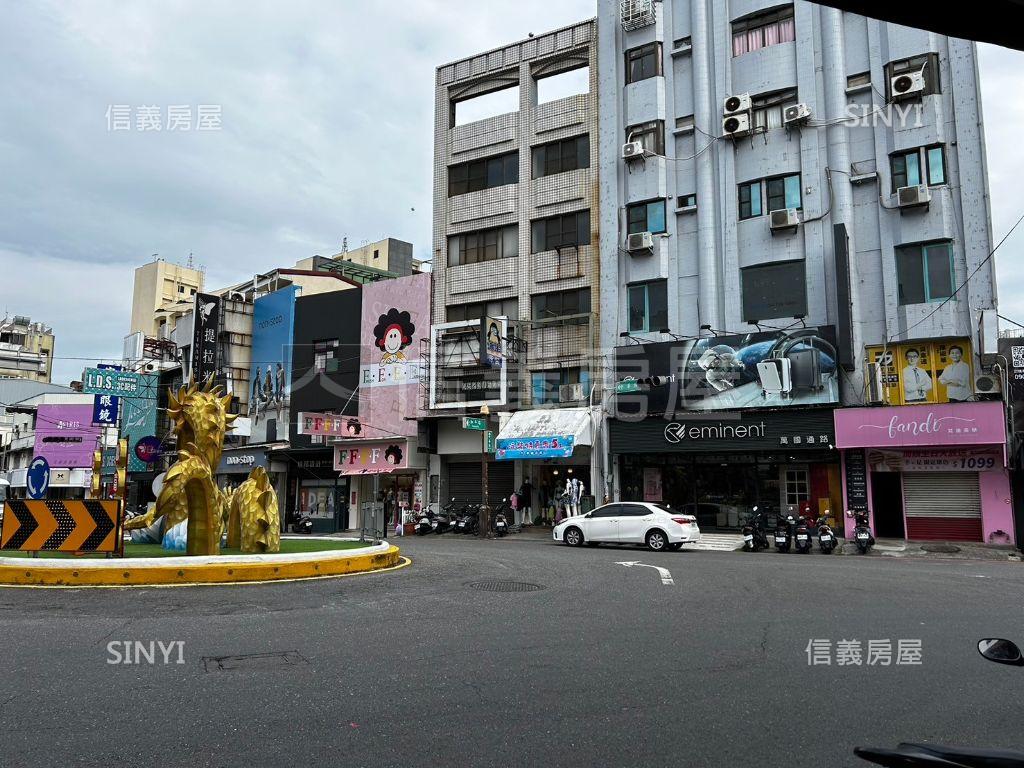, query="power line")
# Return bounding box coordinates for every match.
[889,211,1024,343]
